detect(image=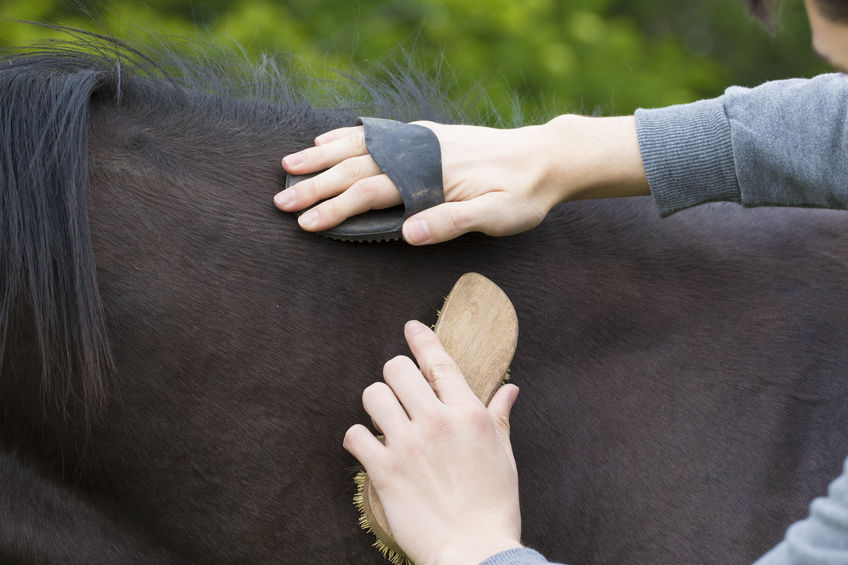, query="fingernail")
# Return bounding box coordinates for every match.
[403,219,430,244]
[299,210,318,228]
[314,132,332,144]
[406,320,426,334]
[275,189,296,209]
[283,152,305,168]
